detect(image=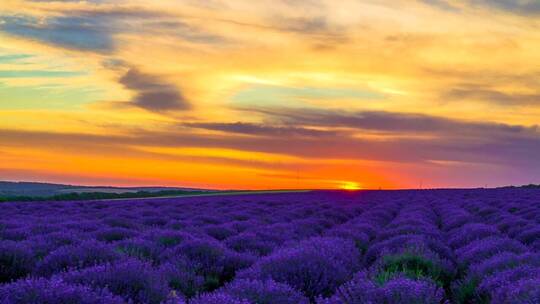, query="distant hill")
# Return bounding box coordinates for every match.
[0,181,209,197]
